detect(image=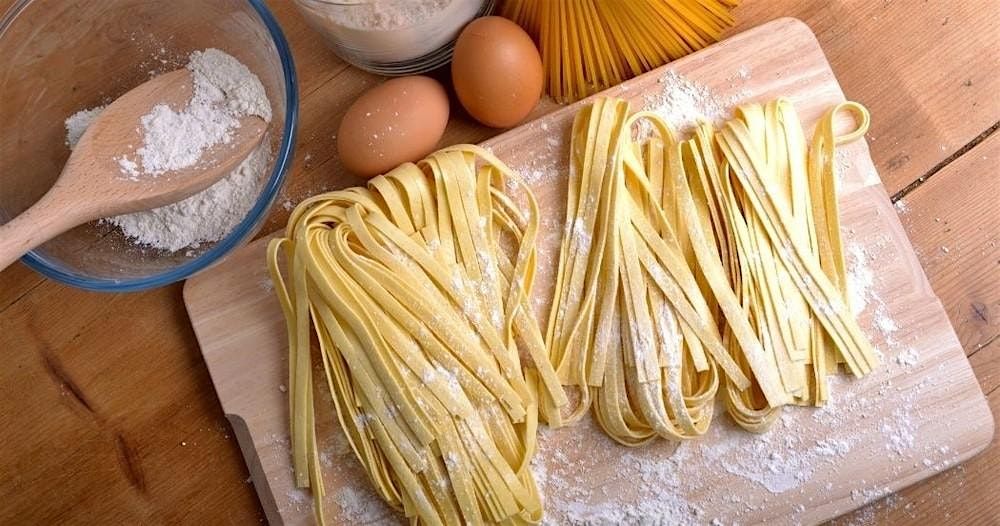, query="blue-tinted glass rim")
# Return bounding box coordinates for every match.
[17,0,298,293]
